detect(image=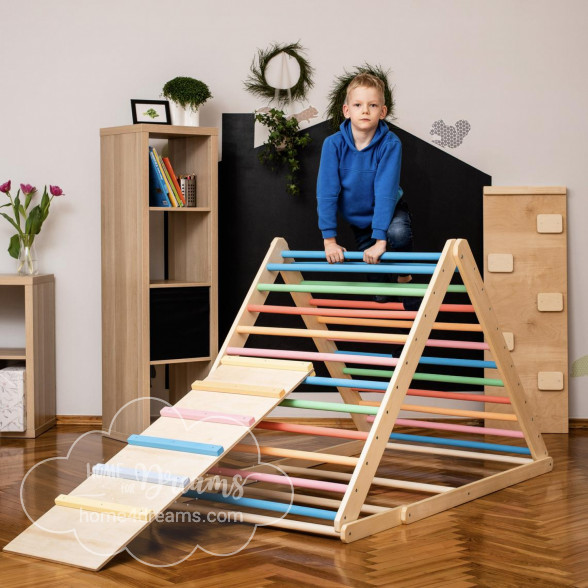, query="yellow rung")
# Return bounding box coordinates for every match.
[54,494,154,521]
[221,355,314,373]
[191,379,285,398]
